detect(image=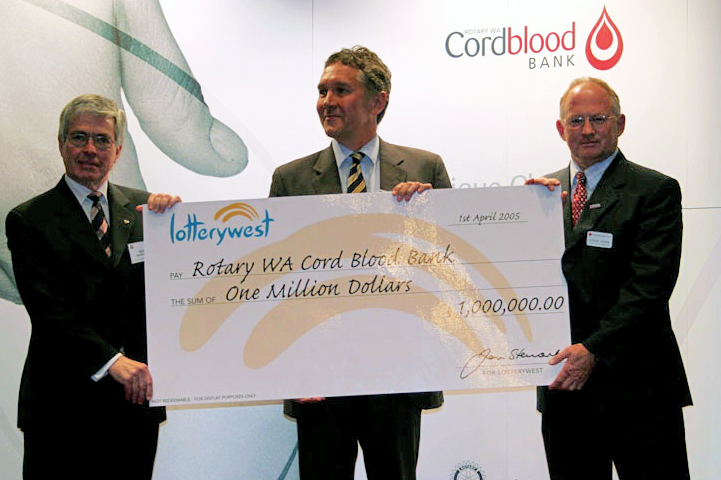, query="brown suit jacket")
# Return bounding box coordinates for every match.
[269,139,451,417]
